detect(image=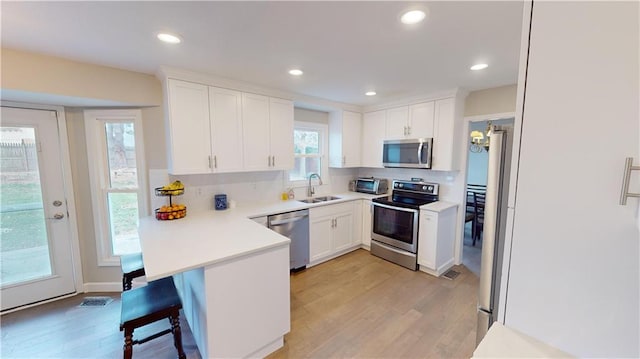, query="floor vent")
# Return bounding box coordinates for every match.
[442,269,460,280]
[79,297,113,307]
